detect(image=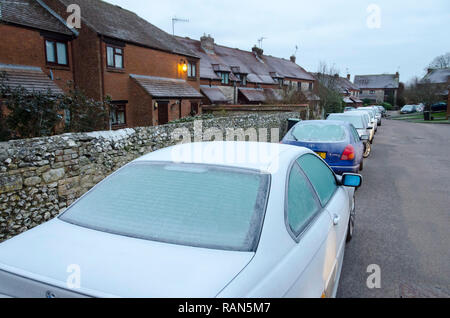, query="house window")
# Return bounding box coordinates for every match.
[187,61,197,78]
[107,45,124,69]
[219,72,229,85]
[309,83,313,91]
[241,74,247,86]
[45,40,68,66]
[370,90,375,95]
[110,104,126,126]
